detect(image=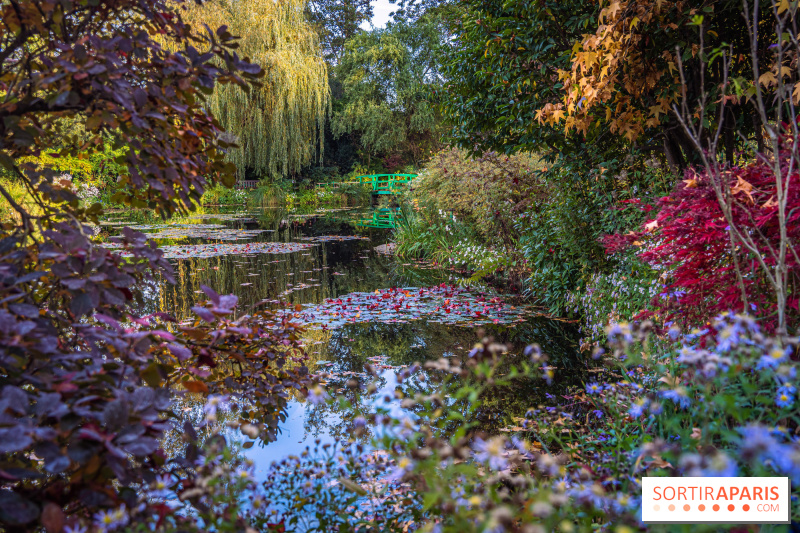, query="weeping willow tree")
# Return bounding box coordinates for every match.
[182,0,330,179]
